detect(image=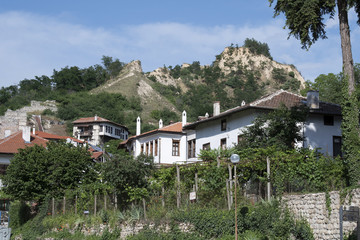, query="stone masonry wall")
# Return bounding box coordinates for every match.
[0,100,57,139]
[283,189,360,239]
